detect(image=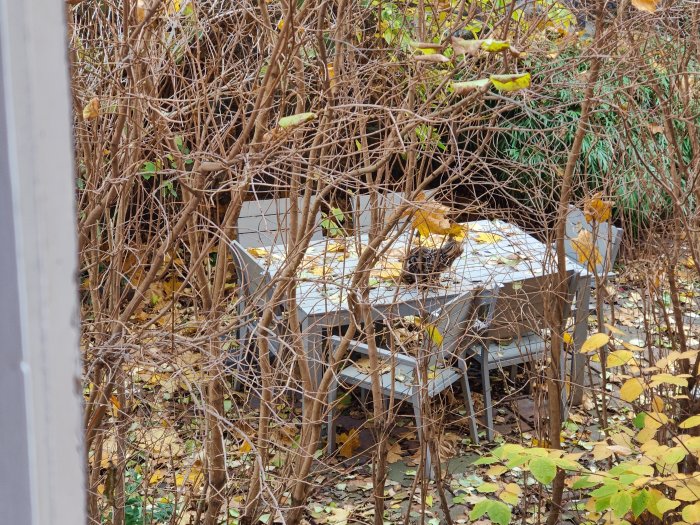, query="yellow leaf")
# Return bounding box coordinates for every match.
[605,323,625,336]
[239,439,252,454]
[682,502,700,523]
[337,429,361,459]
[583,193,613,223]
[371,260,403,281]
[570,229,603,272]
[656,498,680,514]
[620,378,644,402]
[136,0,146,22]
[421,321,443,346]
[487,465,509,476]
[679,415,700,429]
[480,39,511,52]
[82,97,100,120]
[447,222,469,241]
[247,247,269,258]
[563,332,574,345]
[149,469,166,485]
[636,425,657,444]
[581,333,610,354]
[631,0,658,12]
[650,373,689,388]
[474,232,504,244]
[606,350,634,367]
[410,201,452,236]
[490,73,531,92]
